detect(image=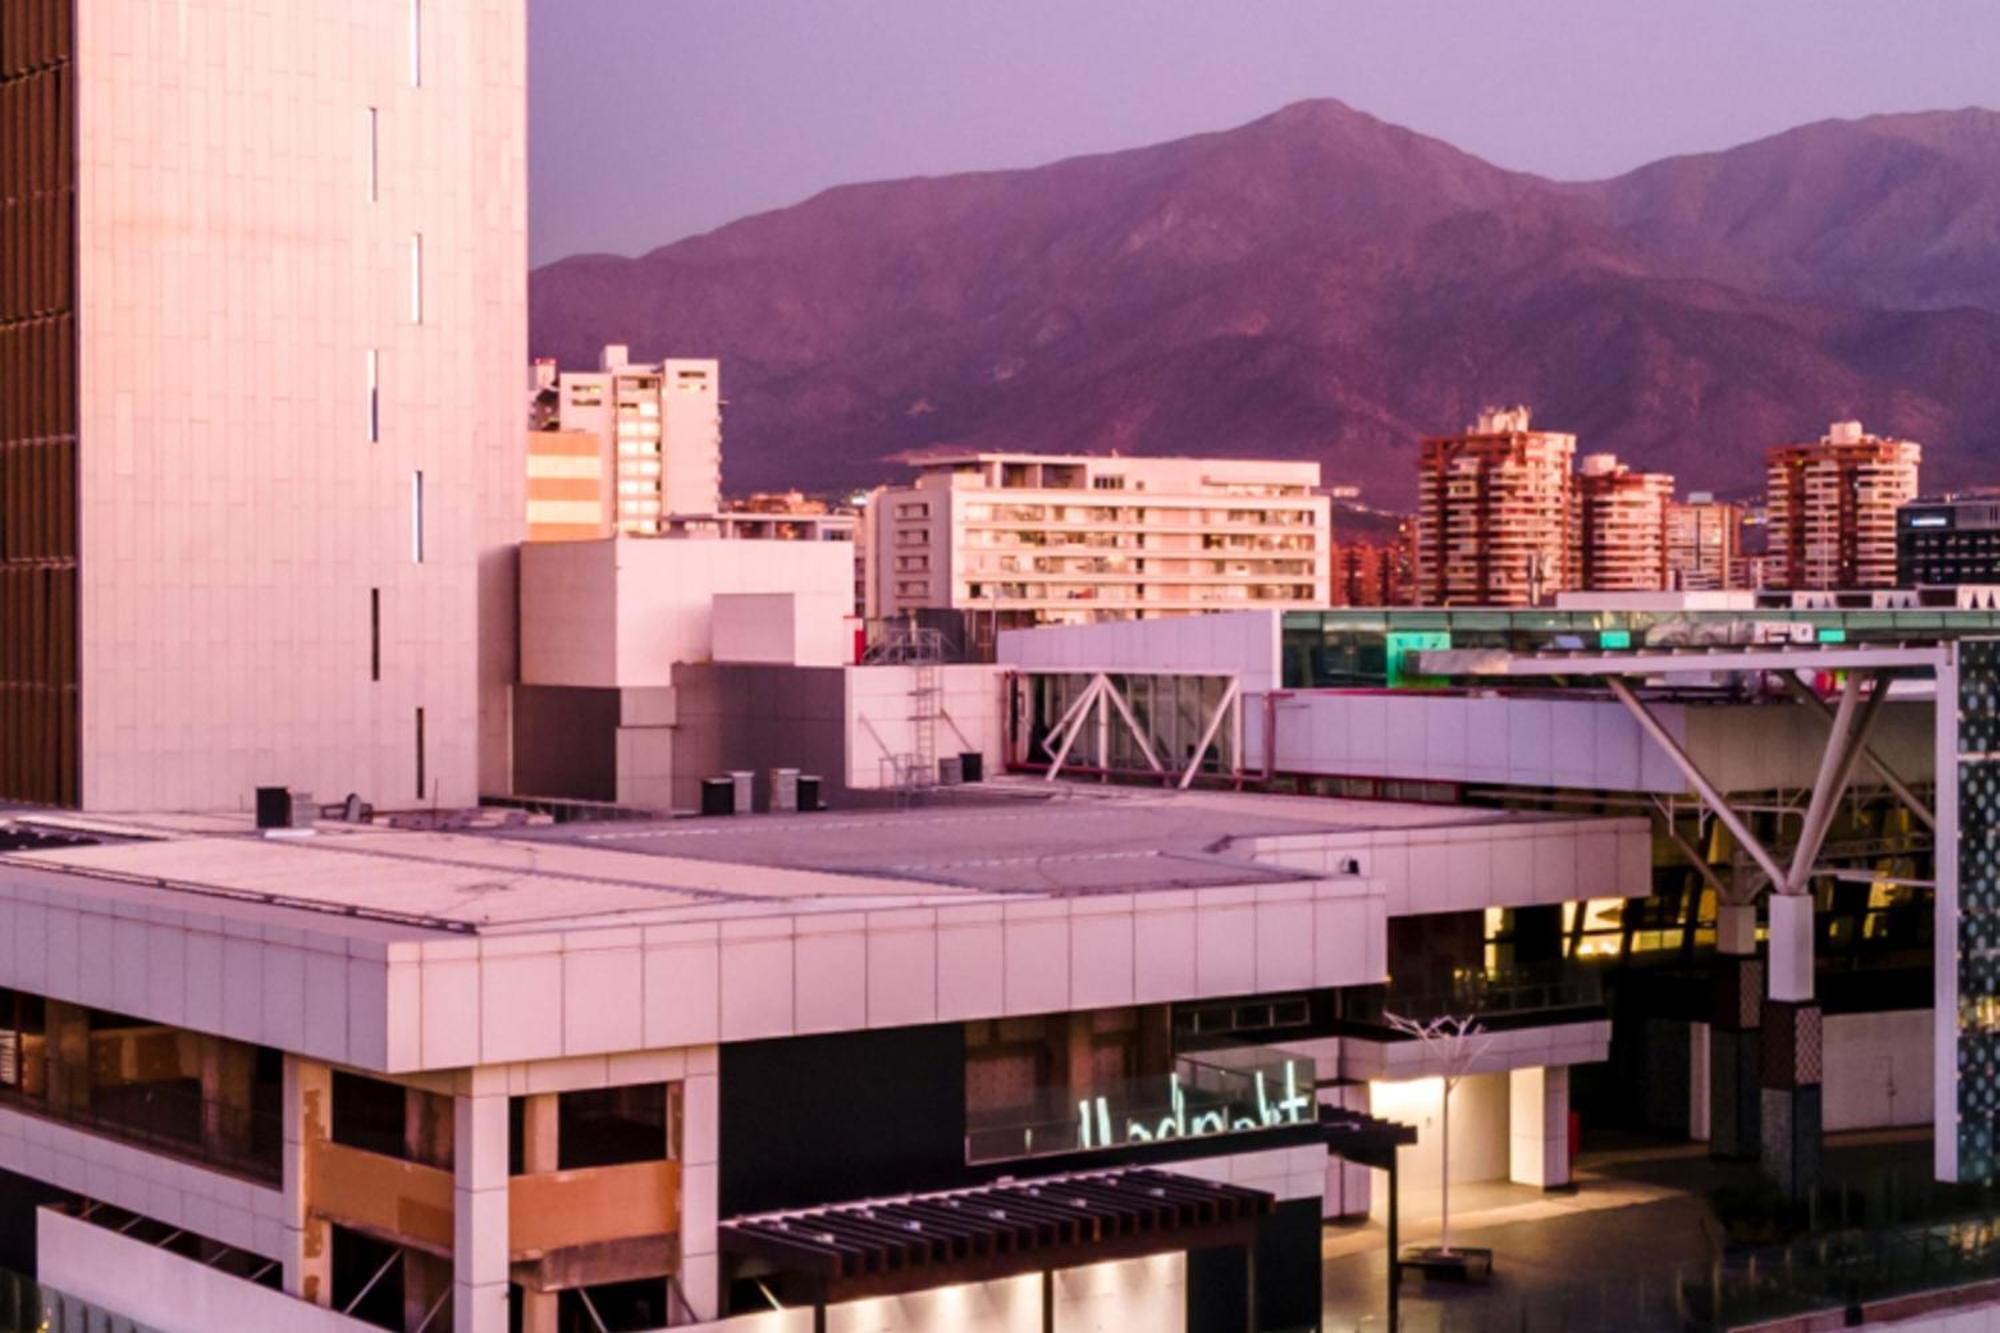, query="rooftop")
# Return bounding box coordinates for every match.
[0,784,1581,943]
